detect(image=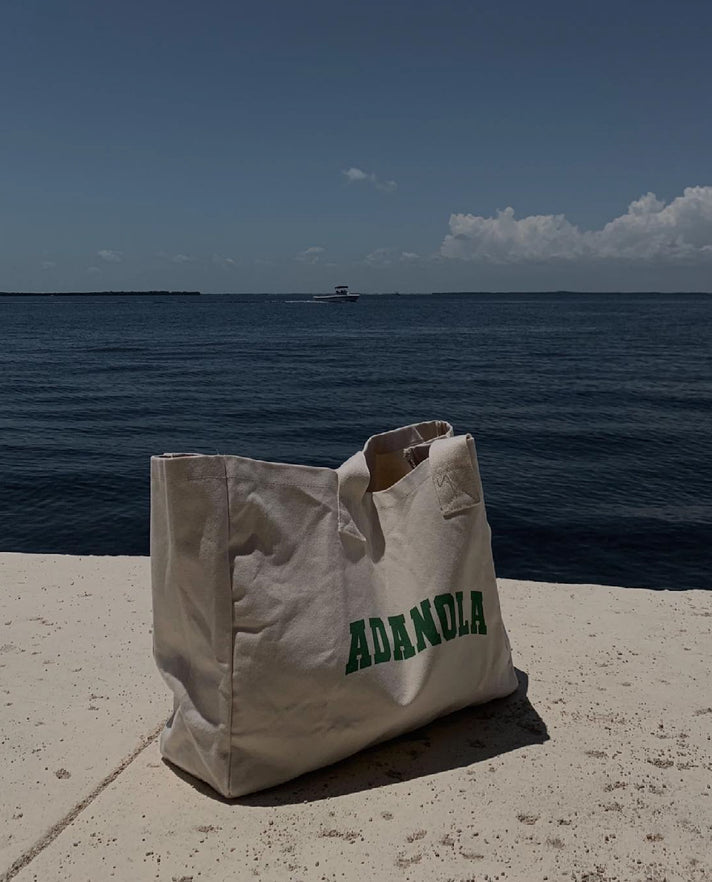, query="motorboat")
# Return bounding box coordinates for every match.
[313,285,360,303]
